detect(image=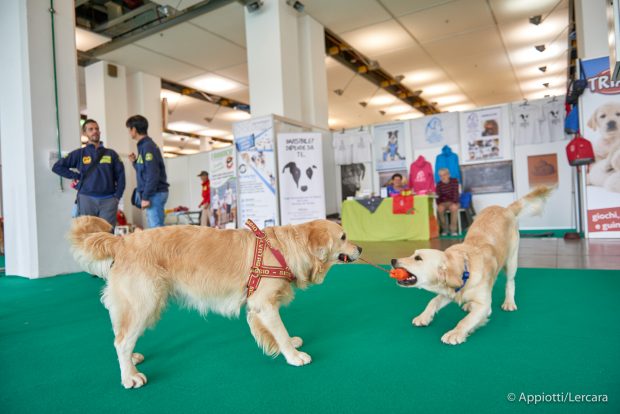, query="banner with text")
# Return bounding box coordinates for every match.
[277,132,326,225]
[233,115,279,228]
[580,57,620,238]
[208,146,237,229]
